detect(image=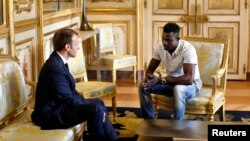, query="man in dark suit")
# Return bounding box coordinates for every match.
[31,29,119,141]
